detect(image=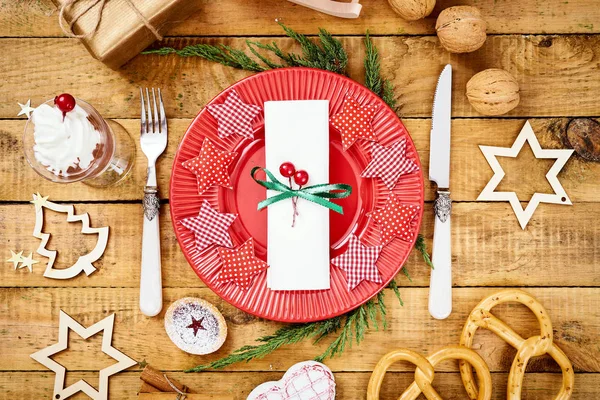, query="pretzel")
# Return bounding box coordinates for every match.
[459,289,574,400]
[367,346,492,400]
